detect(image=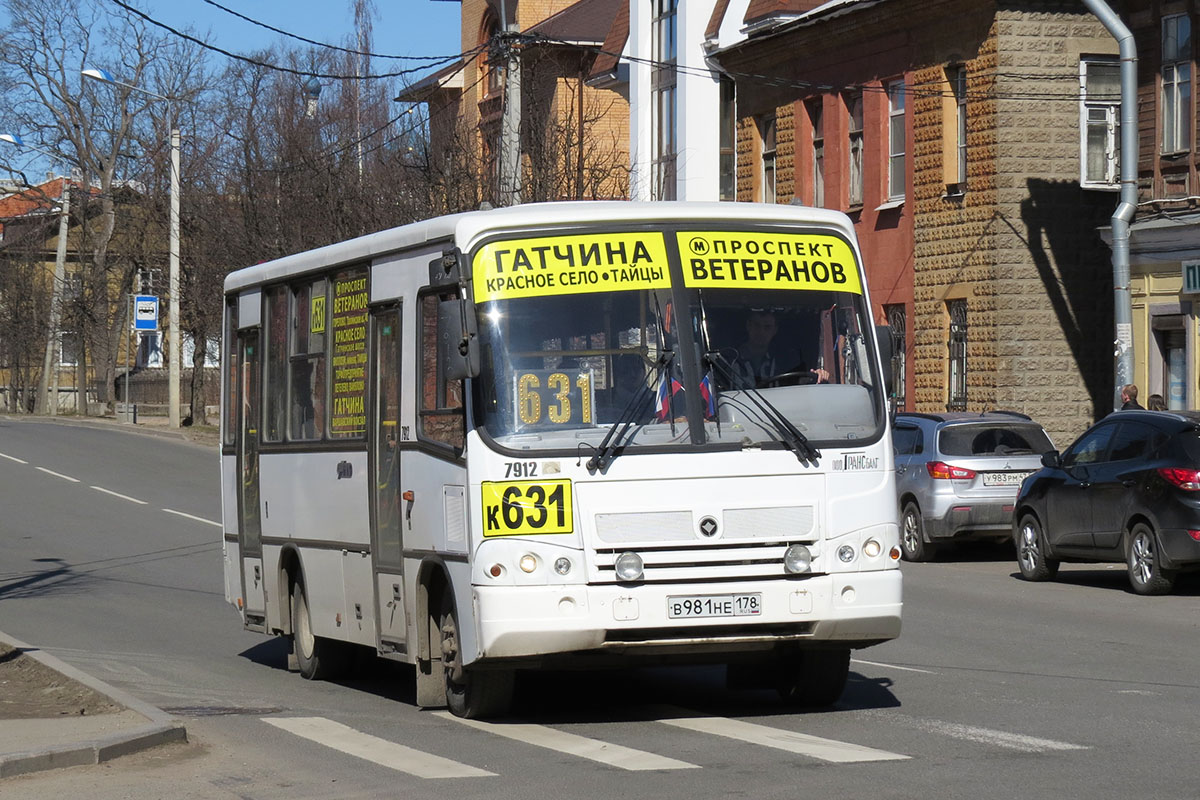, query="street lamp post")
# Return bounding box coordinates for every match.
[82,68,182,428]
[0,134,72,416]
